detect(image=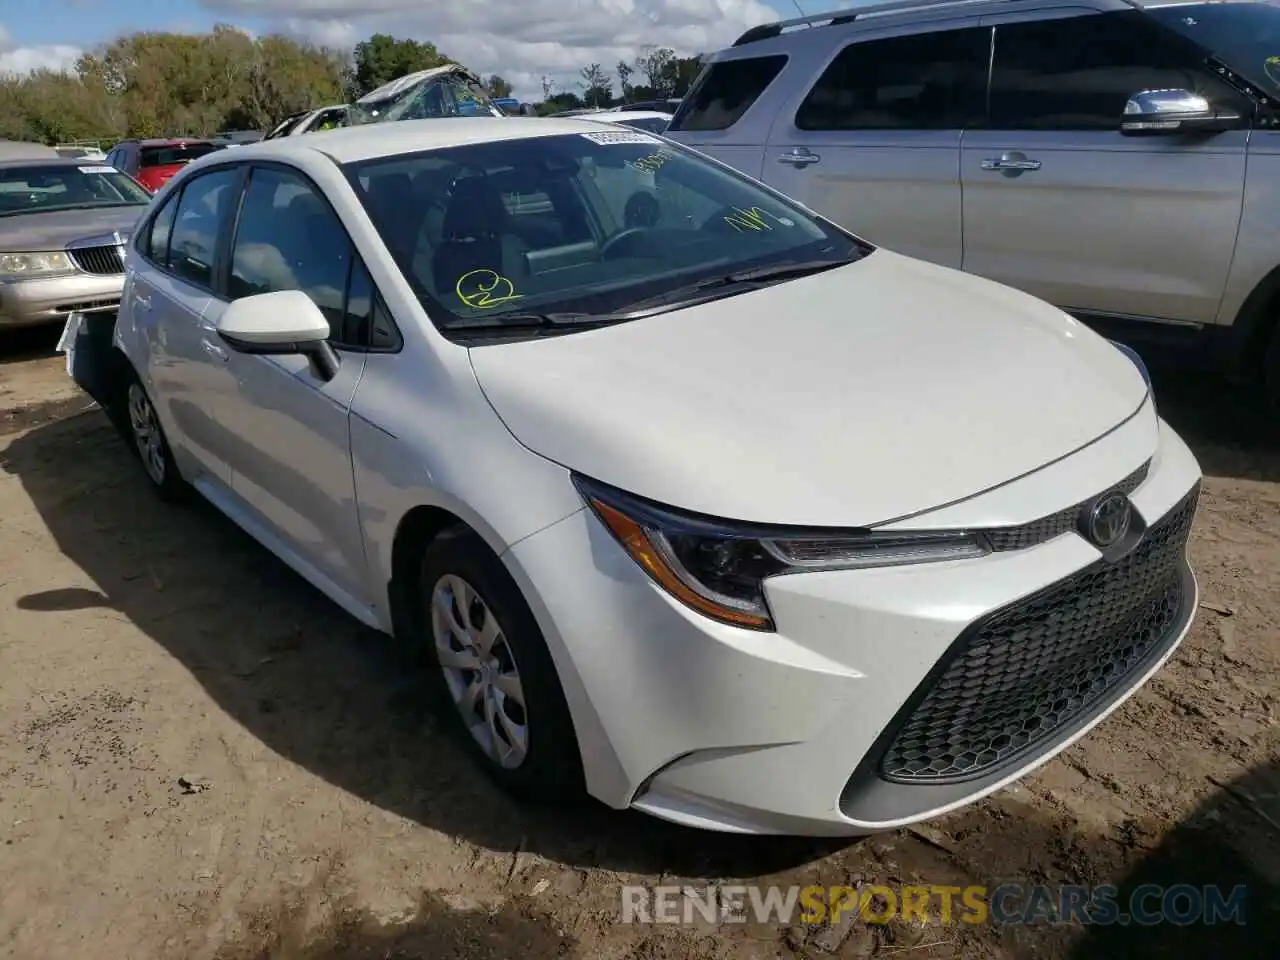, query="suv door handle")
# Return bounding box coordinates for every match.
[777,148,821,168]
[201,338,228,362]
[981,152,1042,175]
[133,293,152,311]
